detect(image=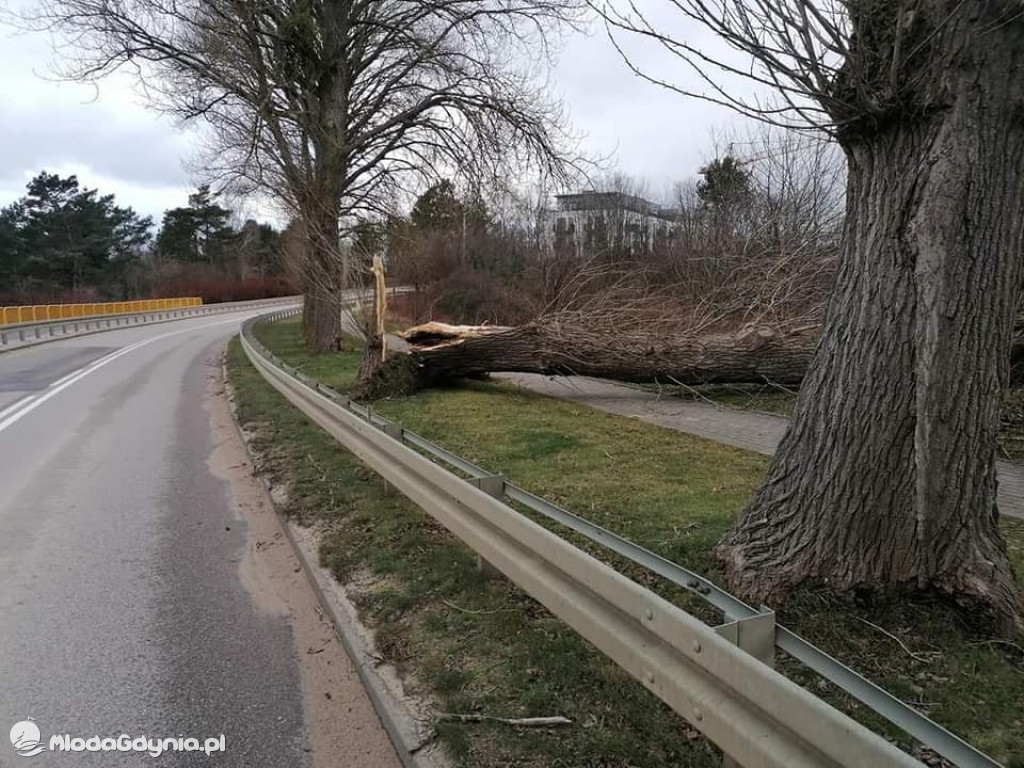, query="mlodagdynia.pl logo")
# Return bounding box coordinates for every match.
[9,717,226,758]
[9,719,43,758]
